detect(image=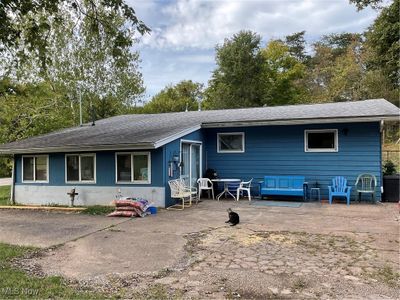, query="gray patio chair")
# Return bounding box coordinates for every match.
[355,174,377,202]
